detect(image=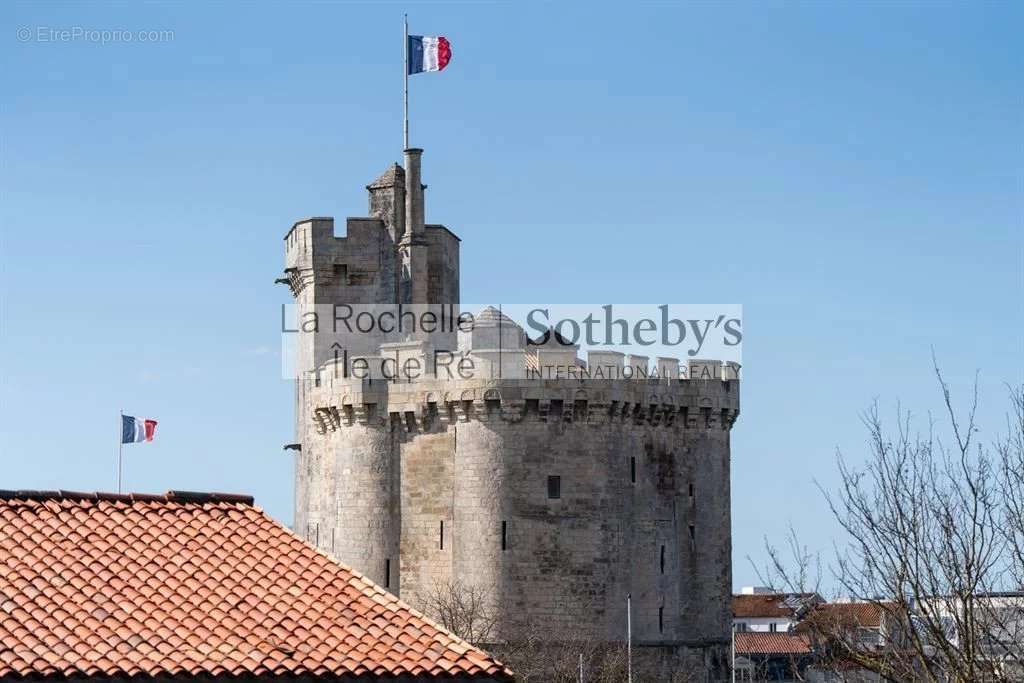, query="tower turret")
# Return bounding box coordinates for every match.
[399,148,430,304]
